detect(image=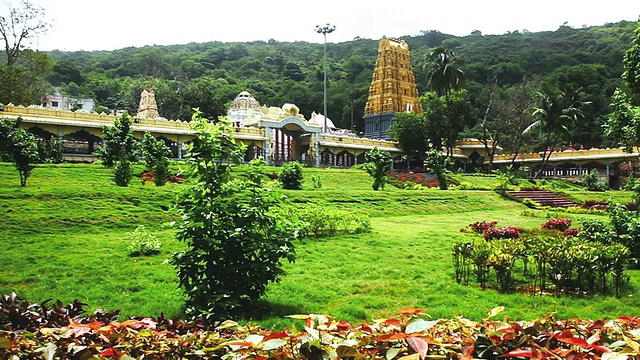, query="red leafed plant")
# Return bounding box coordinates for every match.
[541,218,573,232]
[483,226,520,240]
[2,296,640,359]
[469,220,498,233]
